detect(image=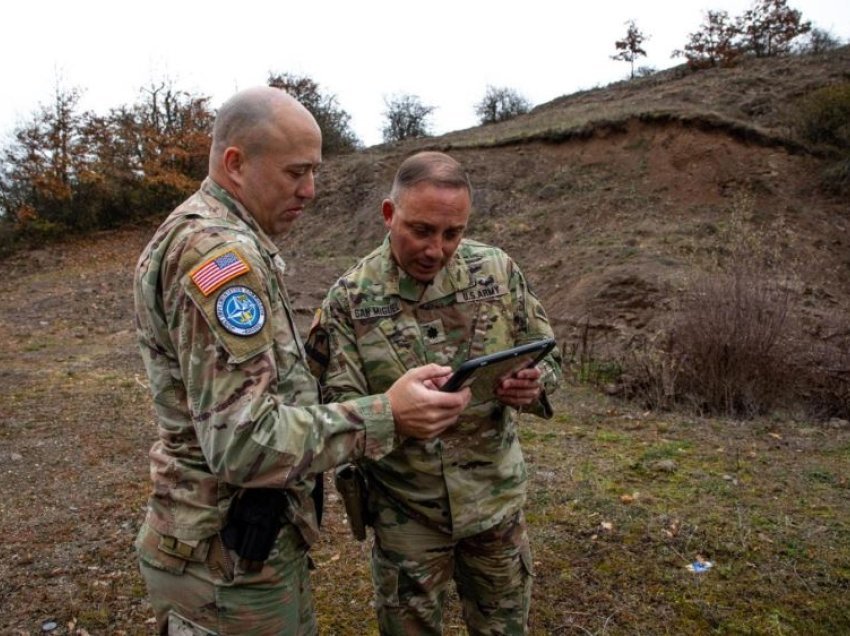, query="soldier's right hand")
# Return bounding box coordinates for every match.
[386,364,471,439]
